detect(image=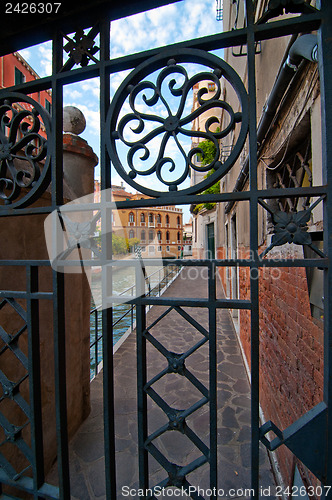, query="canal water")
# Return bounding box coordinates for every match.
[89,264,179,378]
